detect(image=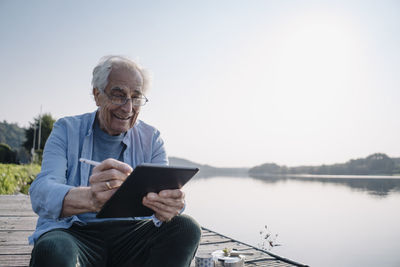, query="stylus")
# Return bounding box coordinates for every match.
[79,158,101,167]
